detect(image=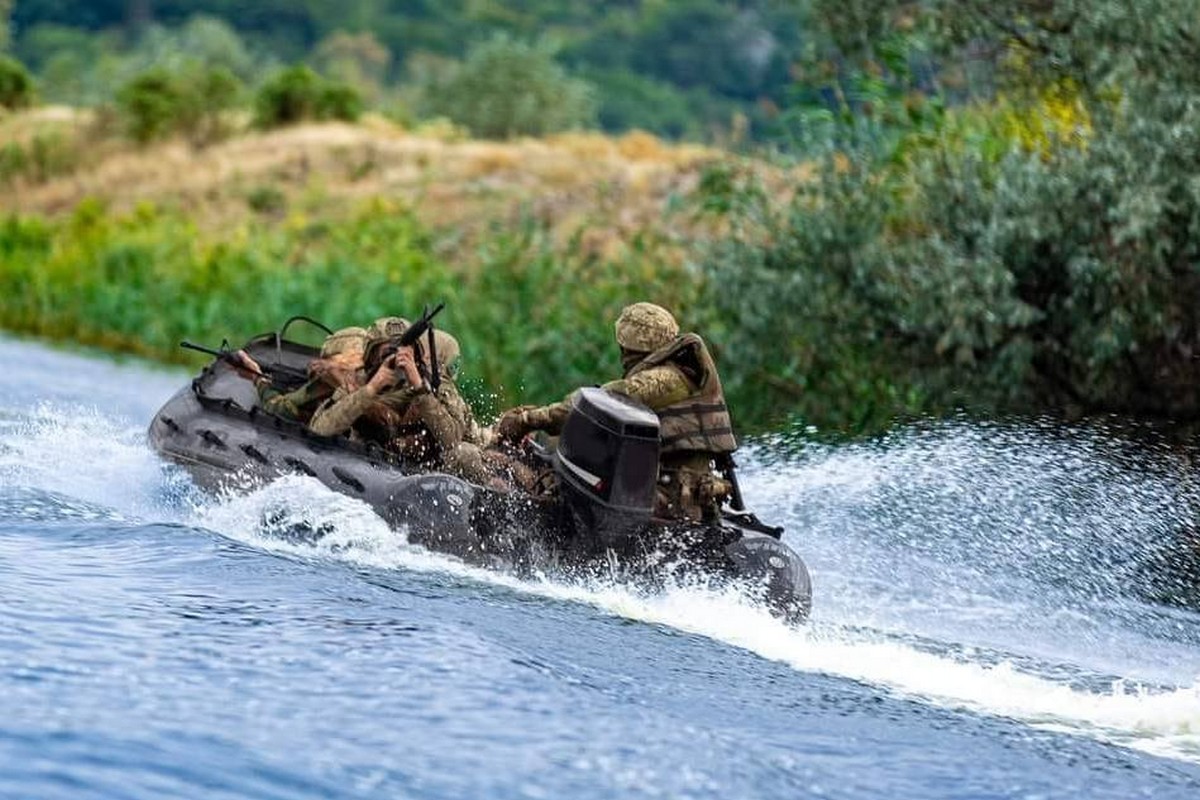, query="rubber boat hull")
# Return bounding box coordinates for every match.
[149,334,812,621]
